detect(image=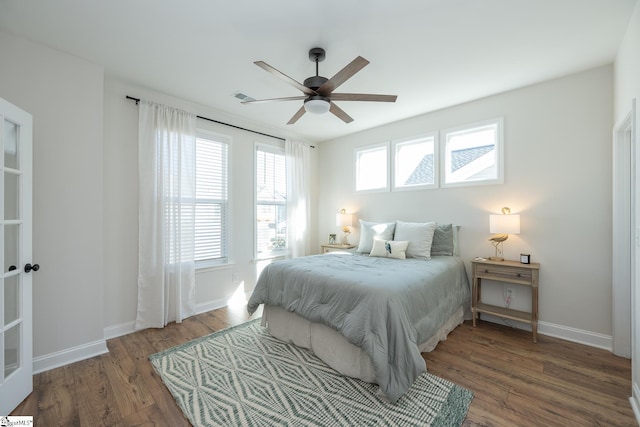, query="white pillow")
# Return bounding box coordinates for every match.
[393,220,437,259]
[357,220,396,253]
[369,239,409,260]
